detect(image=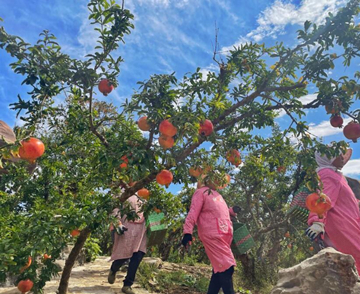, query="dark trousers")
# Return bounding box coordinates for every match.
[110,251,145,287]
[207,266,235,294]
